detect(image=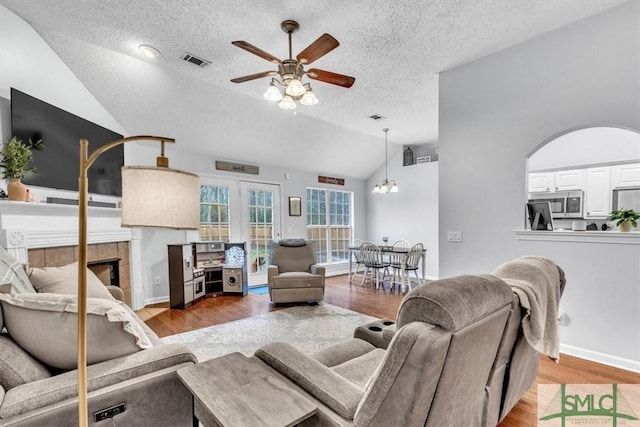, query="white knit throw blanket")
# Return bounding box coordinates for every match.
[492,256,561,362]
